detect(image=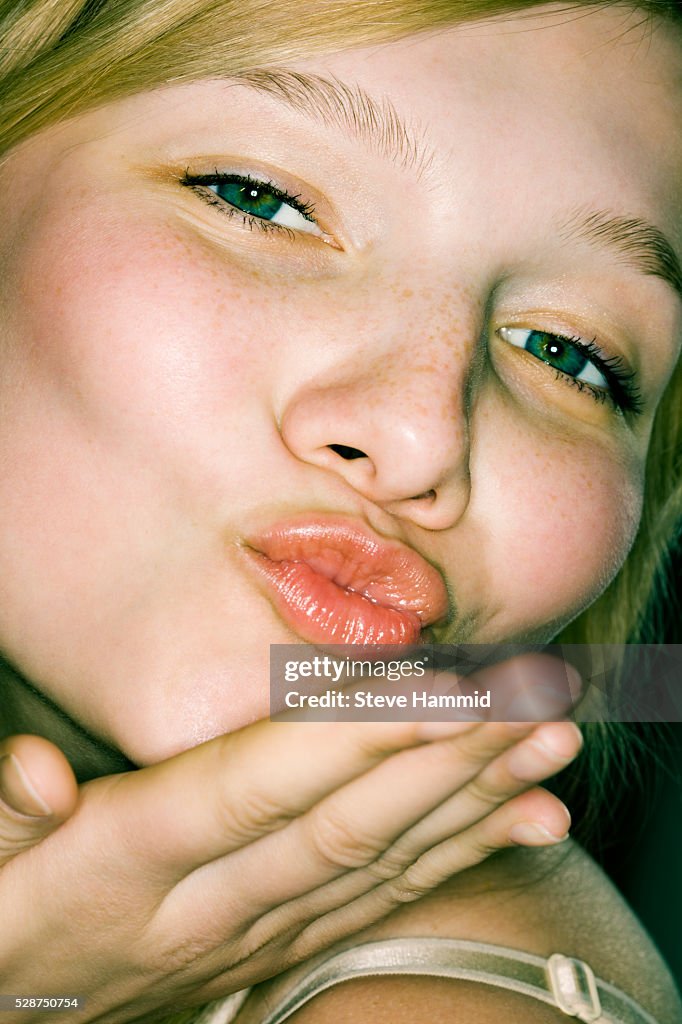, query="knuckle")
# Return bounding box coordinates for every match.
[465,773,507,808]
[384,877,428,903]
[466,830,504,861]
[385,862,439,903]
[221,787,295,841]
[347,722,417,762]
[128,923,212,979]
[308,809,385,869]
[442,731,500,771]
[366,844,412,880]
[153,936,210,976]
[346,725,397,763]
[456,721,530,762]
[0,825,41,854]
[417,738,470,773]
